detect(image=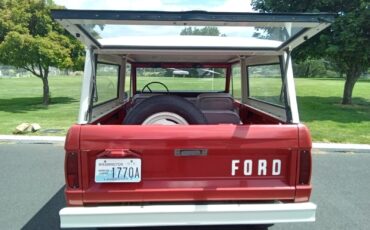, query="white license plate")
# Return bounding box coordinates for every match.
[95,158,141,183]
